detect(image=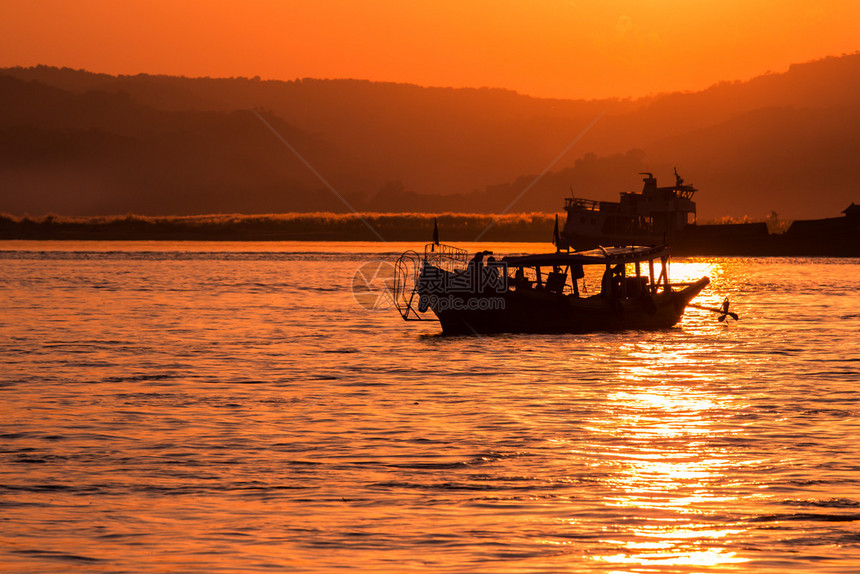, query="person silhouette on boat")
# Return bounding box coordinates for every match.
[483,255,501,291]
[601,264,624,299]
[466,251,490,293]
